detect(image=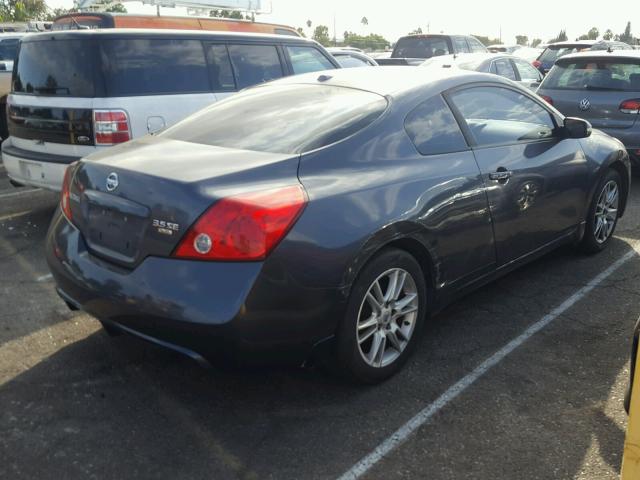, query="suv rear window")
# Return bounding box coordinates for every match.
[100,39,209,96]
[539,46,585,63]
[543,59,640,91]
[13,40,96,96]
[163,84,388,154]
[393,37,450,58]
